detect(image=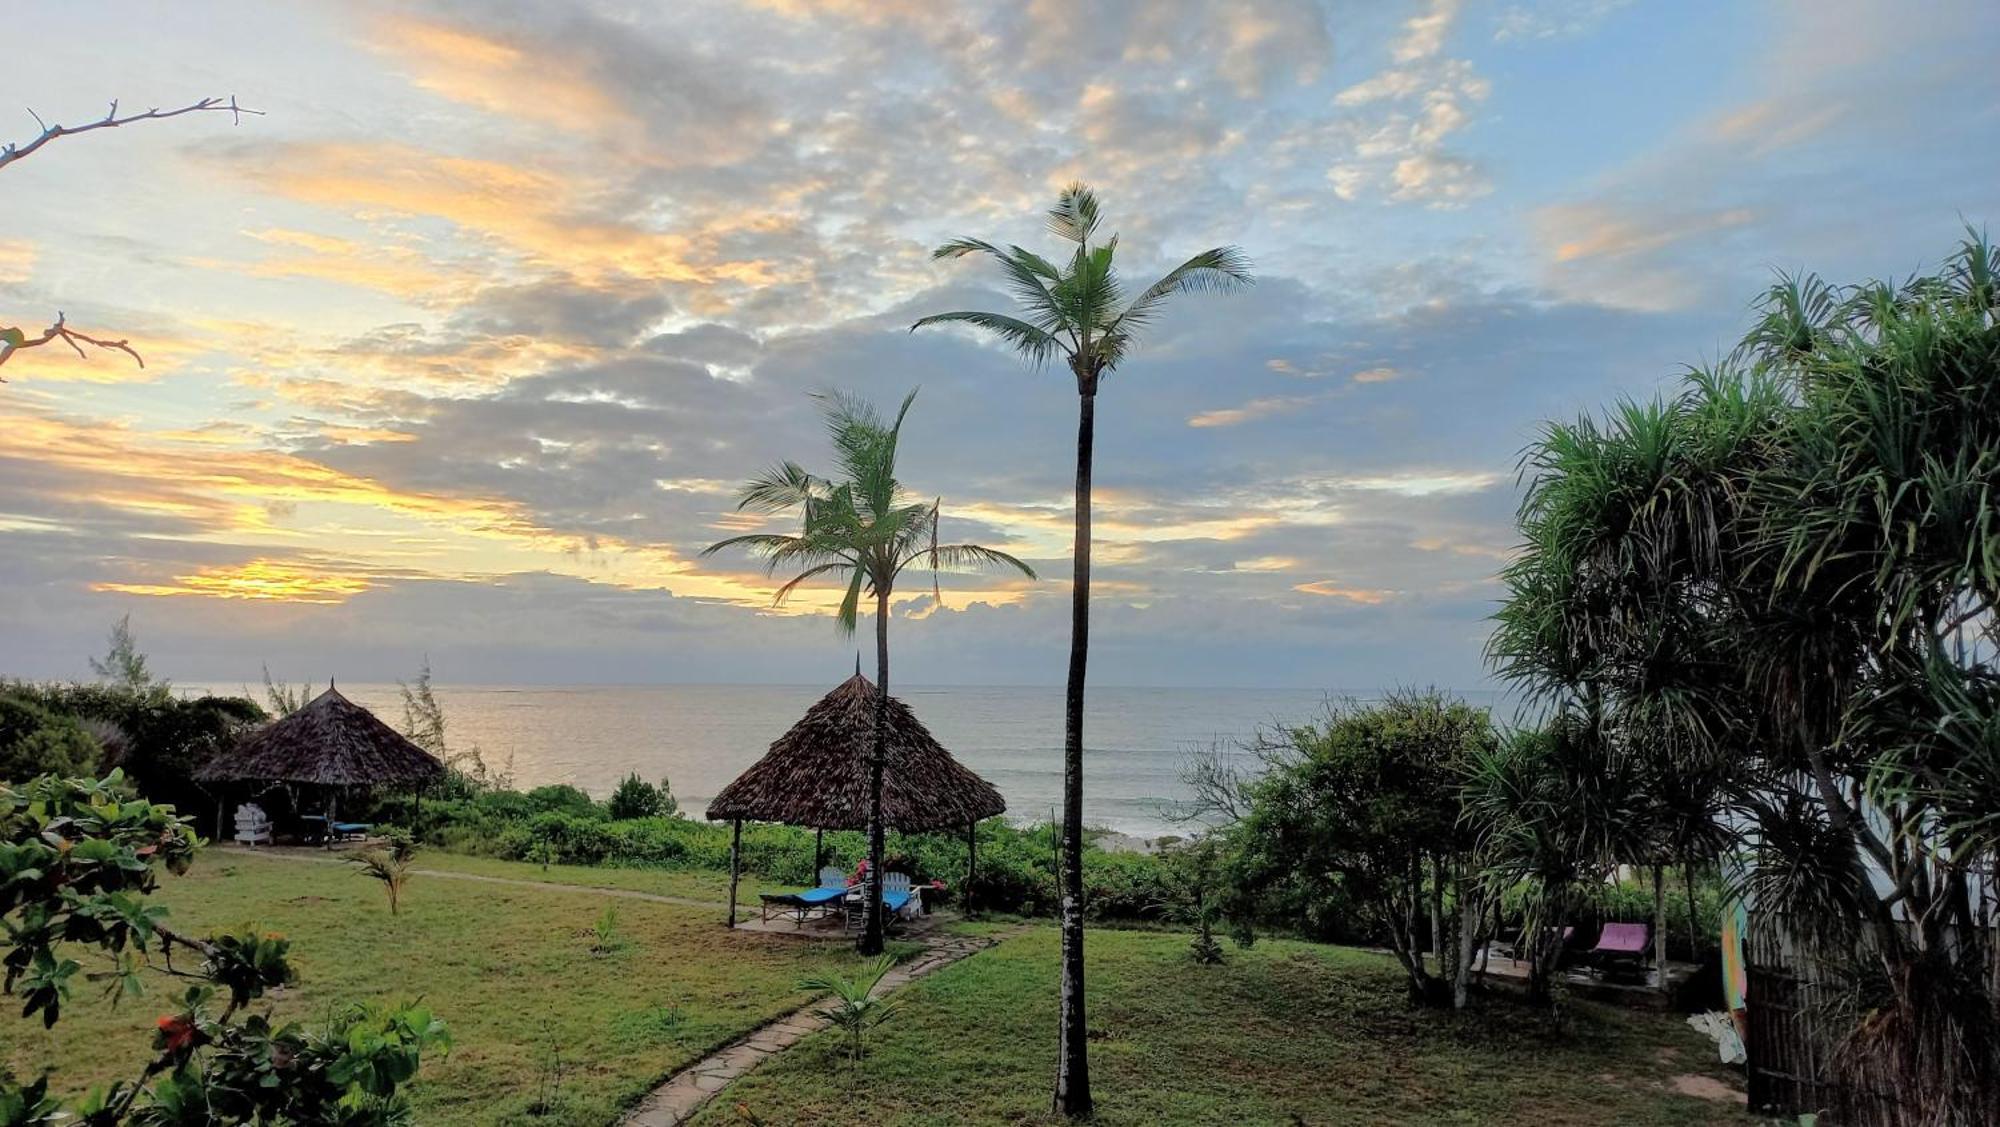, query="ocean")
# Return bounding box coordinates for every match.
[192,682,1502,837]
